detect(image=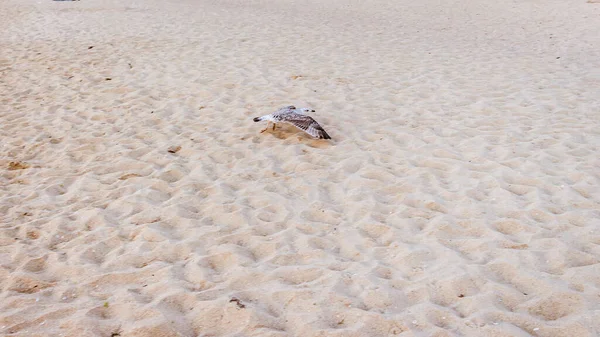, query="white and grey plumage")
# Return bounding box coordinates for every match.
[253,105,332,139]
